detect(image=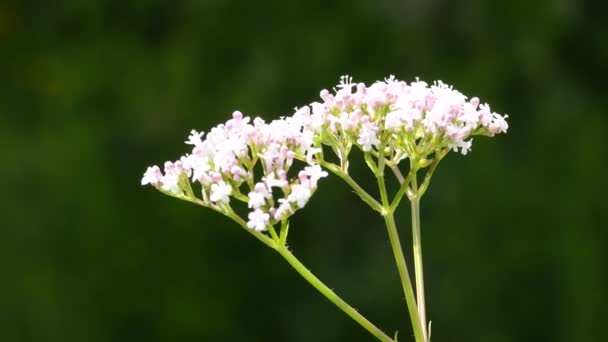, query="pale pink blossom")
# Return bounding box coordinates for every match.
[185,130,205,147]
[357,118,381,152]
[141,166,163,186]
[287,184,312,208]
[248,183,271,209]
[247,209,270,231]
[143,75,506,234]
[210,181,232,204]
[307,75,508,158]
